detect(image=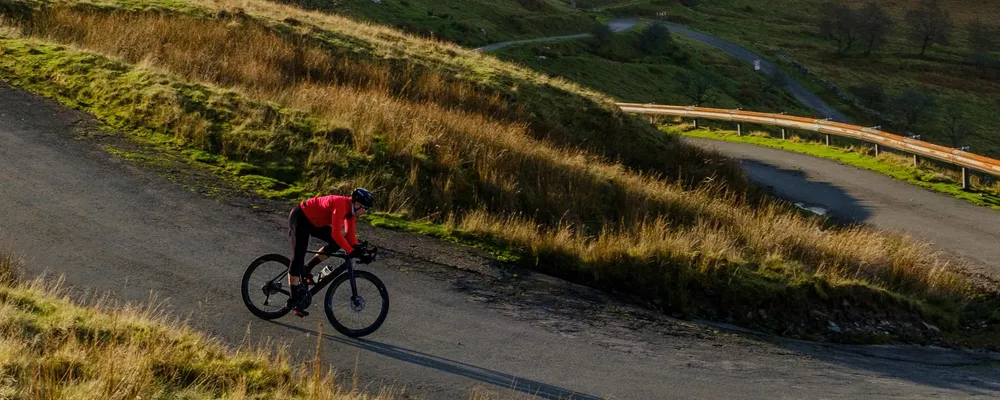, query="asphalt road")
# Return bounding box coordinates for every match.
[477,18,850,123]
[2,83,999,399]
[473,19,637,52]
[685,136,1000,282]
